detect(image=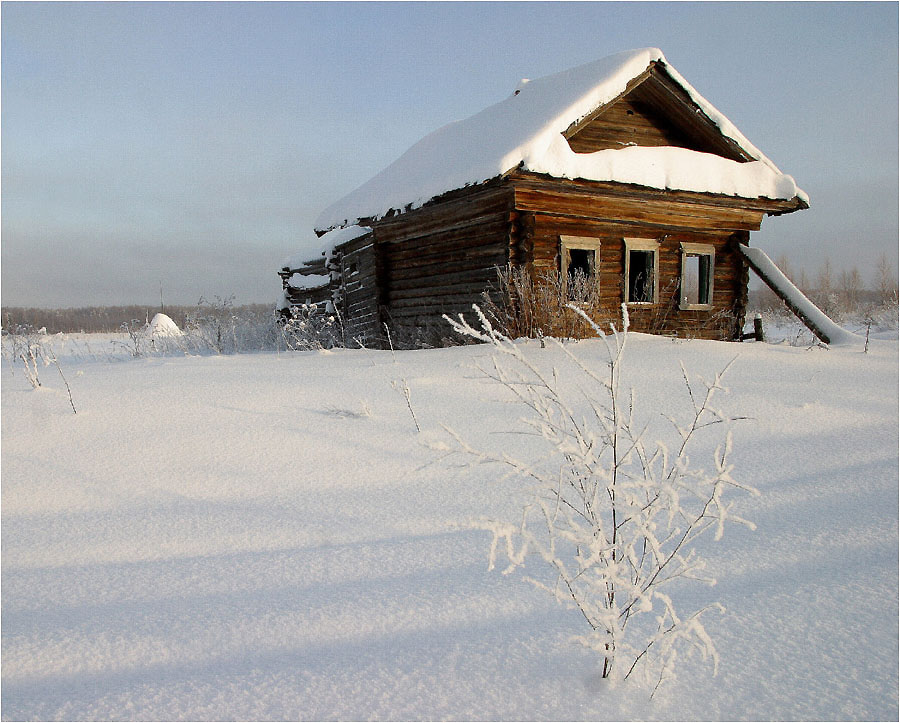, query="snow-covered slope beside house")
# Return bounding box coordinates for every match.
[316,48,807,231]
